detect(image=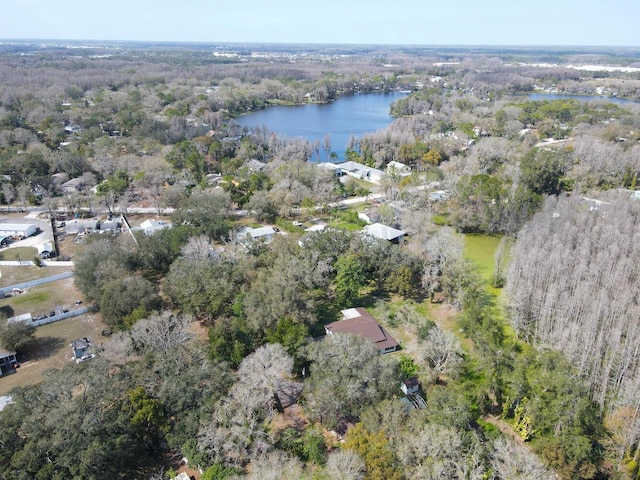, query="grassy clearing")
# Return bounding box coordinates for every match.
[0,312,107,395]
[328,220,363,231]
[463,234,501,281]
[463,234,503,298]
[12,290,50,307]
[0,277,83,318]
[0,265,73,288]
[0,246,38,261]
